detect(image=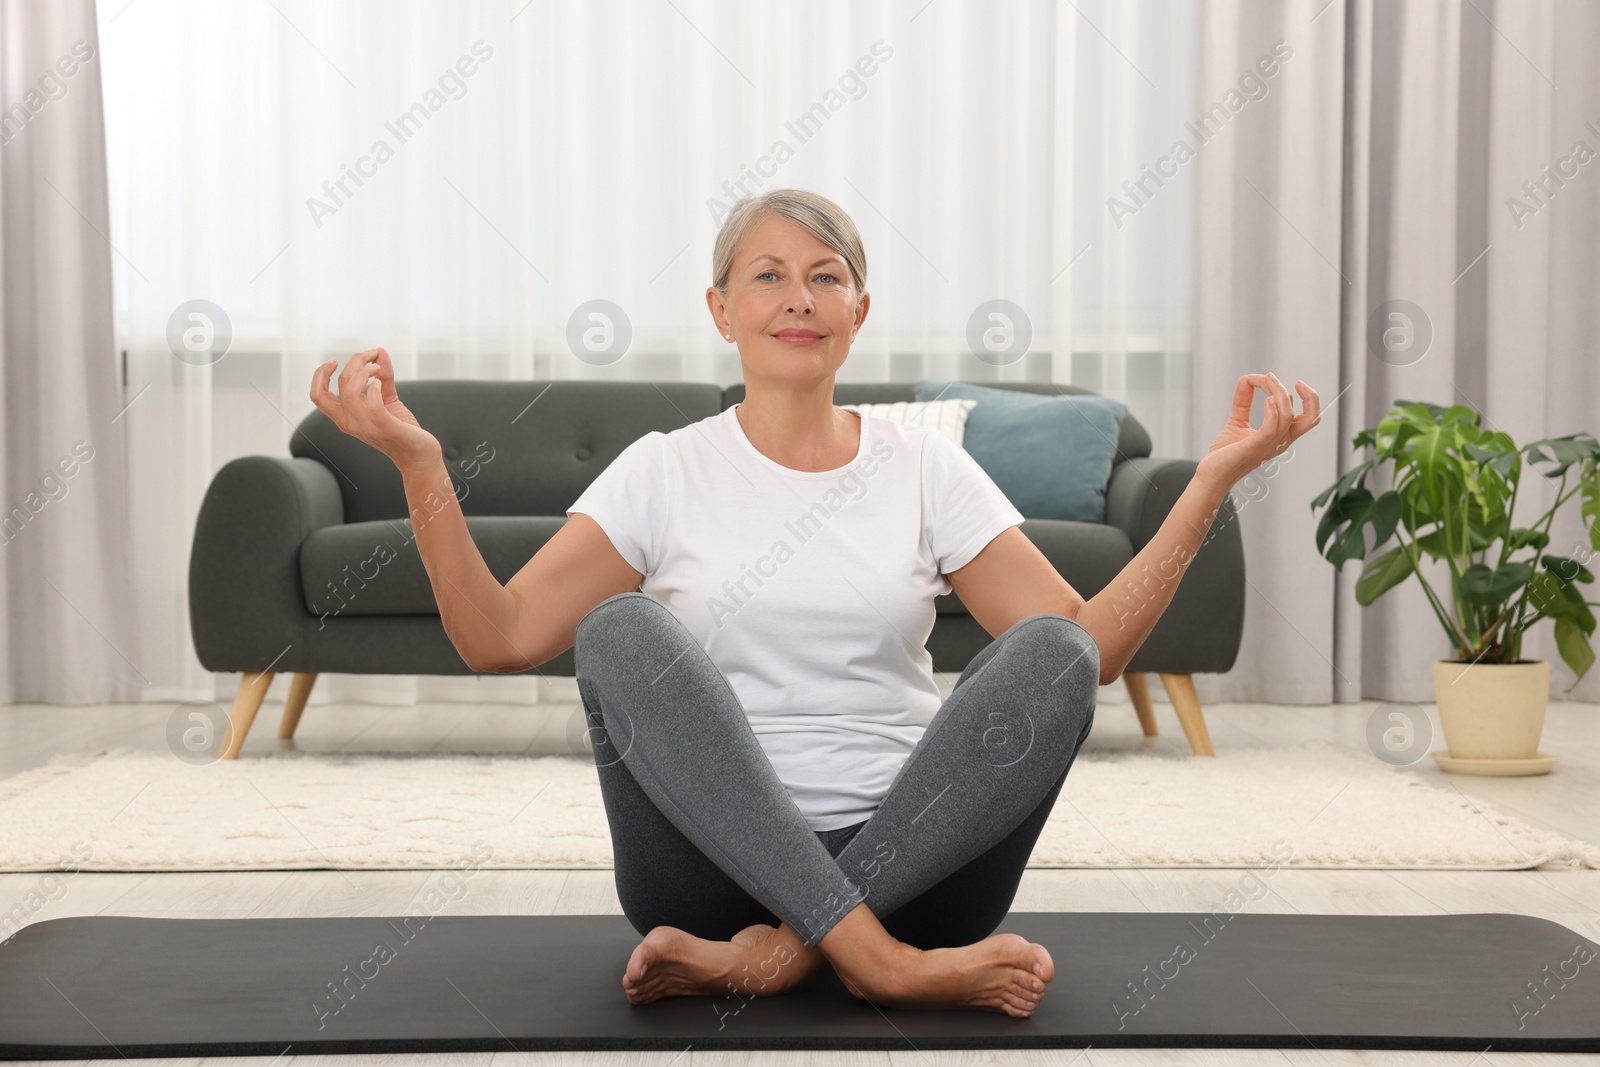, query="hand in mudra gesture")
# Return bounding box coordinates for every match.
[1194,372,1321,495]
[309,348,442,473]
